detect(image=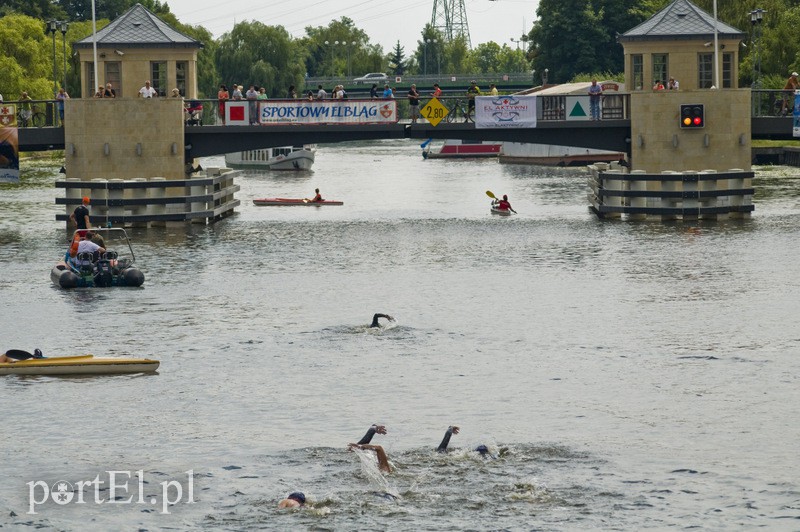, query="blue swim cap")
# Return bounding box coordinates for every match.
[287,492,305,505]
[475,445,489,455]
